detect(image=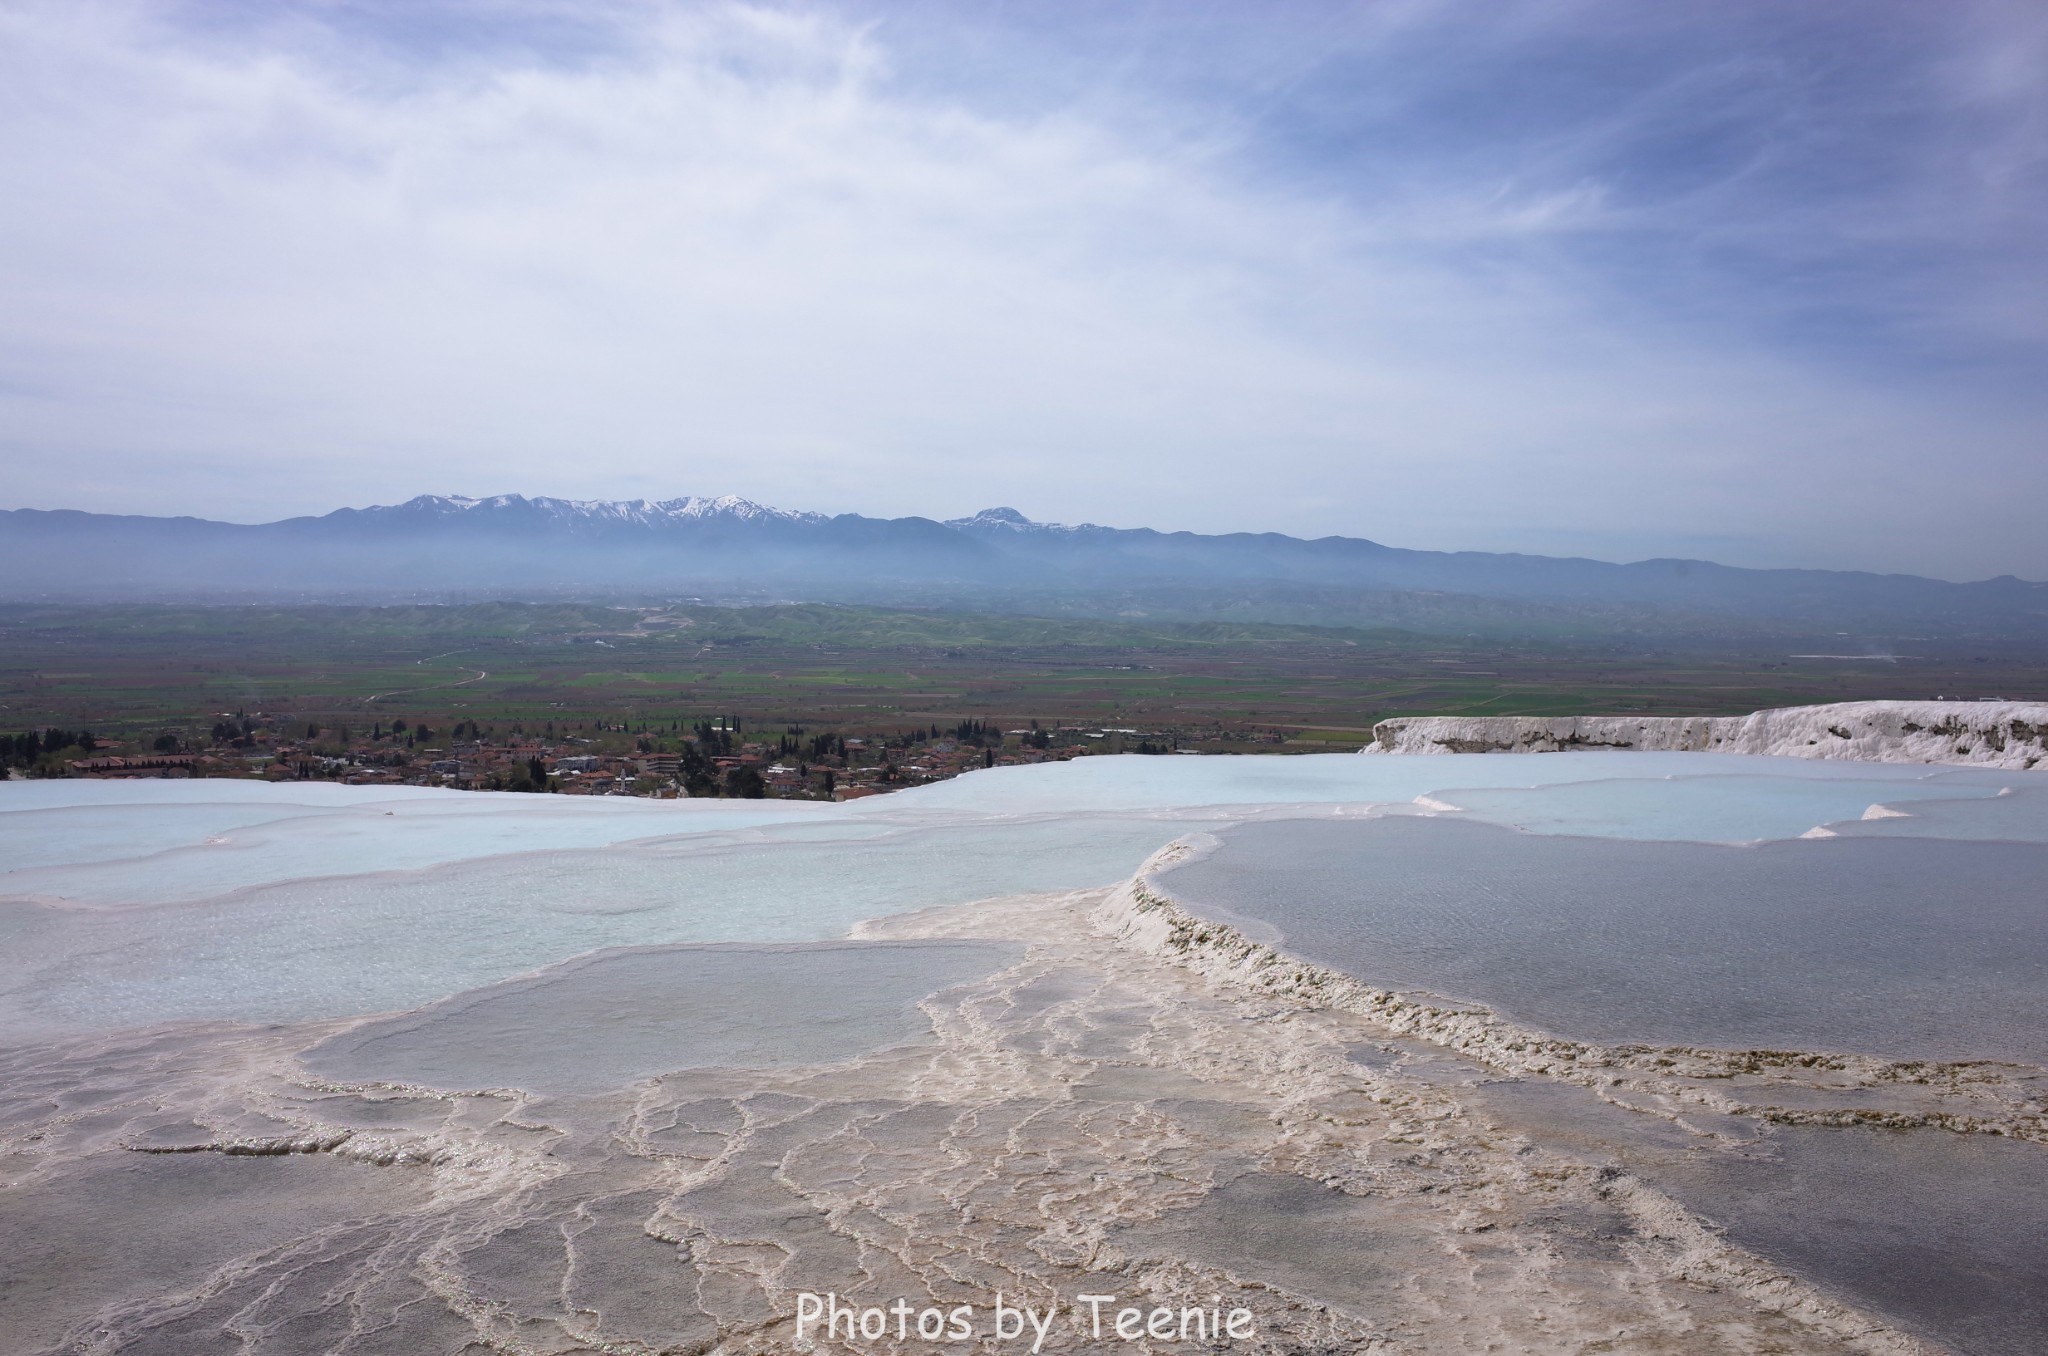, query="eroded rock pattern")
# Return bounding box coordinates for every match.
[0,882,1955,1356]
